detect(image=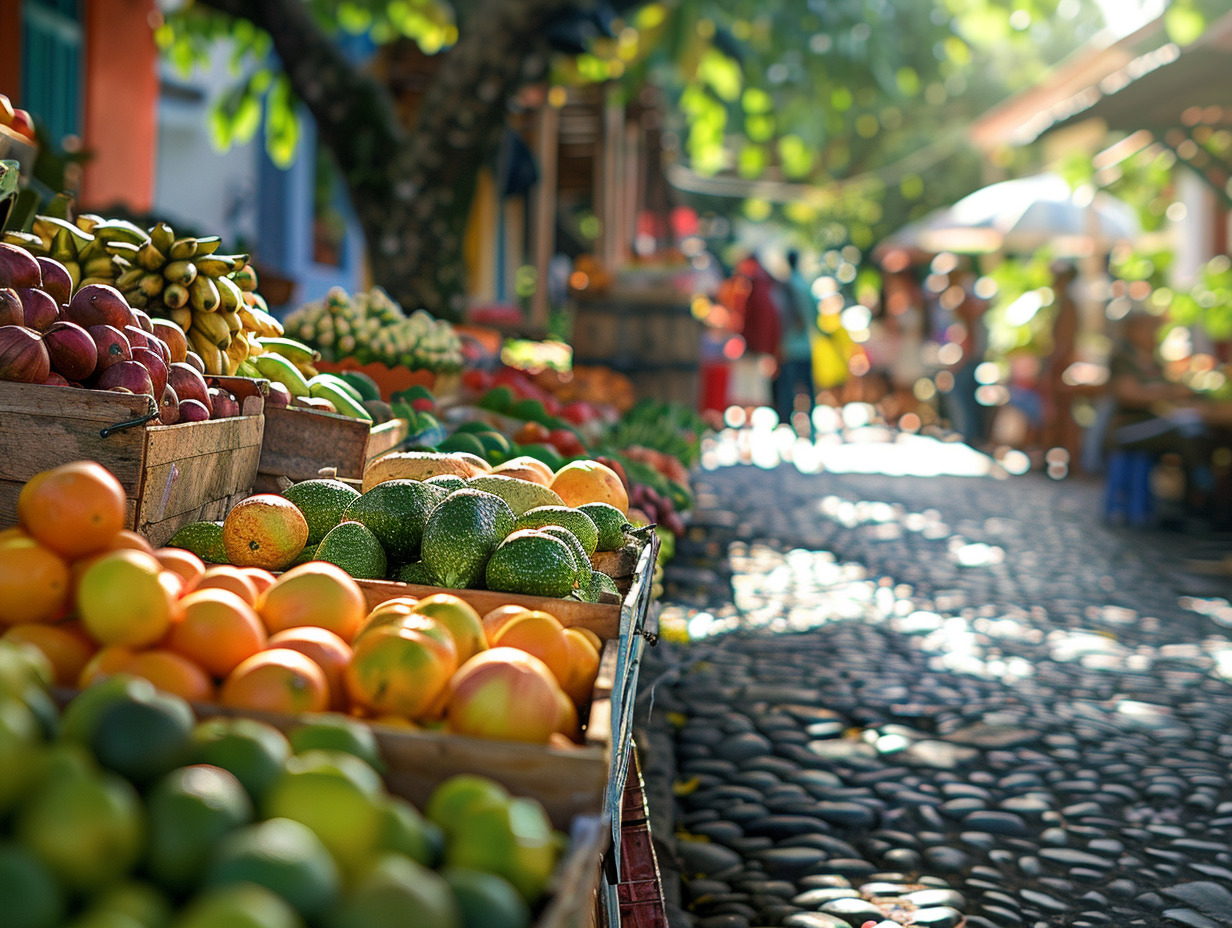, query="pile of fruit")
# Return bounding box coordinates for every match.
[283,287,463,374]
[171,452,636,603]
[0,638,565,927]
